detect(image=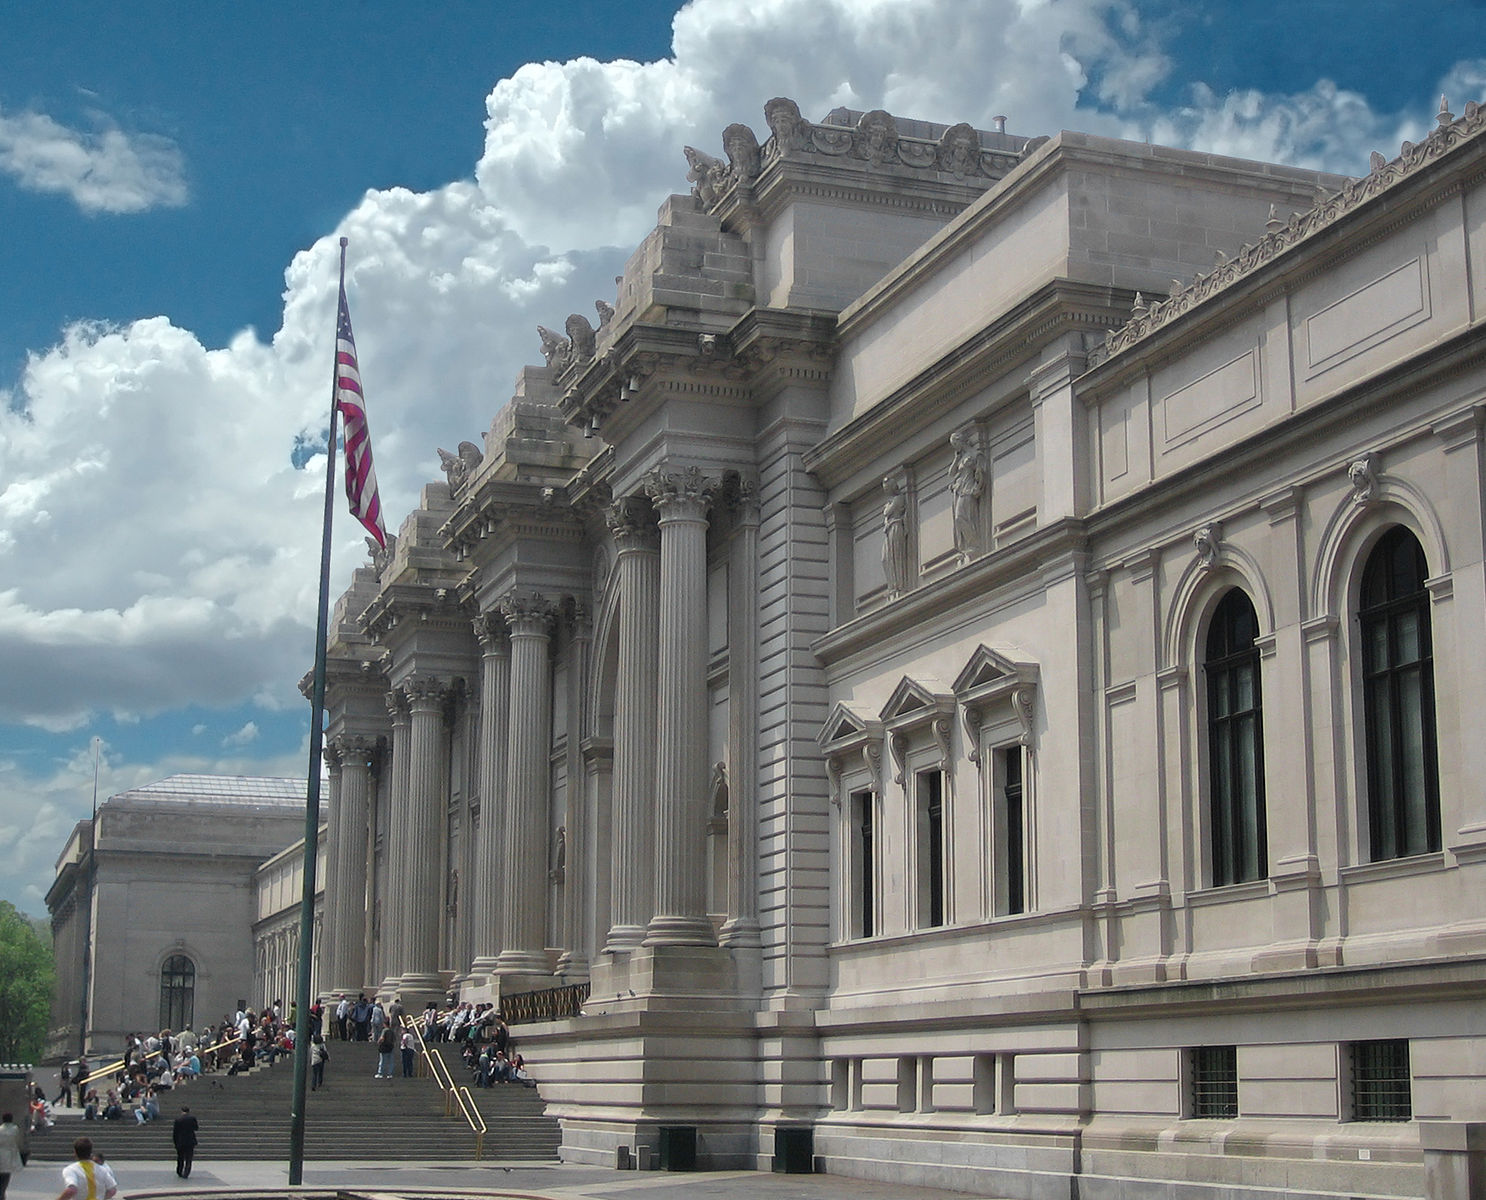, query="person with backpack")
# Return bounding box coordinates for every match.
[310,1034,329,1091]
[374,1026,395,1079]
